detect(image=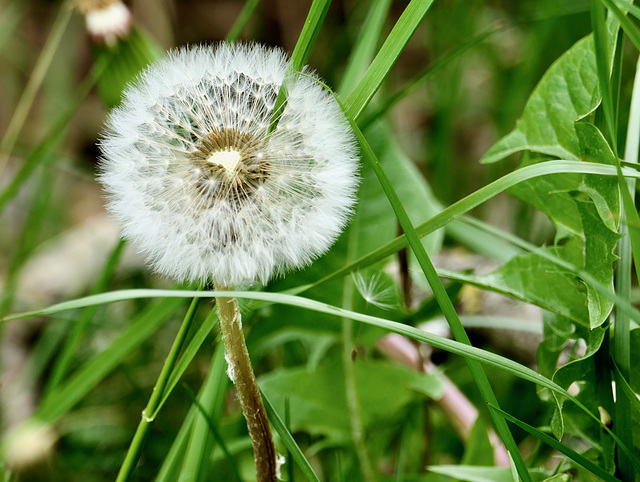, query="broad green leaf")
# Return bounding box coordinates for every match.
[481,30,614,164]
[259,359,442,448]
[427,465,546,482]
